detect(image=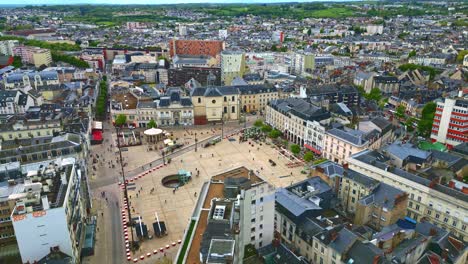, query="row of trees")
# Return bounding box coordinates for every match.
[95,80,108,120]
[253,119,316,162]
[0,36,81,51]
[51,52,89,68]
